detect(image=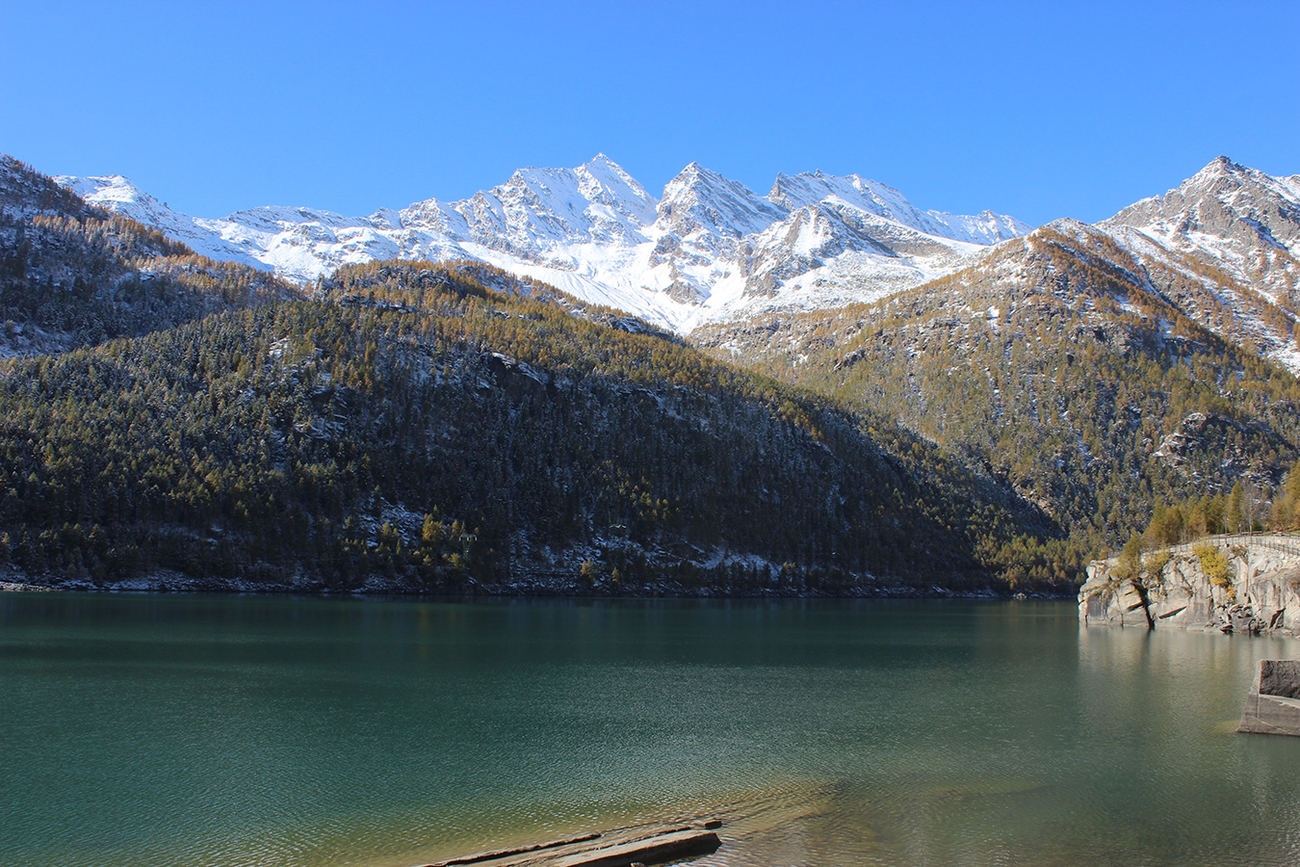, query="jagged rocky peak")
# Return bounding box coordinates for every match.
[656,162,787,244]
[453,154,658,255]
[574,153,658,215]
[768,168,1028,246]
[398,196,467,235]
[741,205,856,298]
[1109,155,1300,255]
